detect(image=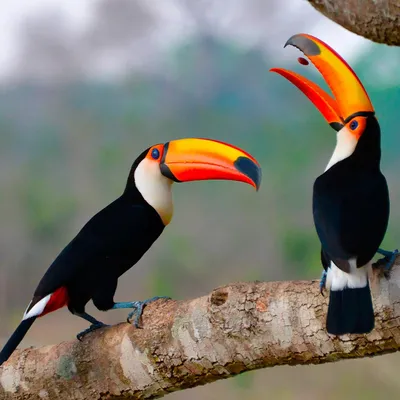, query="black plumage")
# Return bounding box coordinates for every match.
[40,194,164,314]
[33,148,164,315]
[313,115,389,334]
[313,116,389,271]
[0,137,262,365]
[271,32,394,336]
[0,148,165,365]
